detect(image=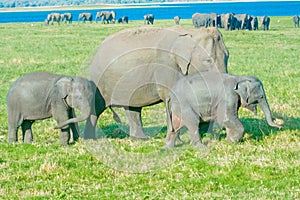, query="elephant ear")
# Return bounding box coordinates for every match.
[234,79,251,104]
[54,76,74,99]
[170,34,195,75]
